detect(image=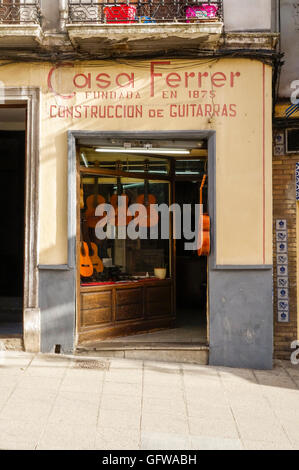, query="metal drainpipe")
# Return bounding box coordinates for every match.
[59,0,68,32]
[275,0,282,104]
[277,0,281,47]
